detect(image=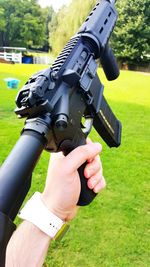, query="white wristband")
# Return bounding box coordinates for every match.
[18,192,65,238]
